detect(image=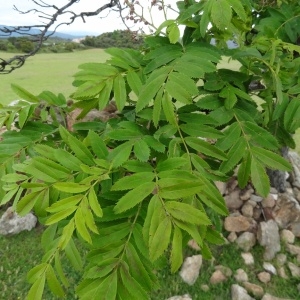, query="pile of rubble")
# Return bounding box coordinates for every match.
[169,151,300,300]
